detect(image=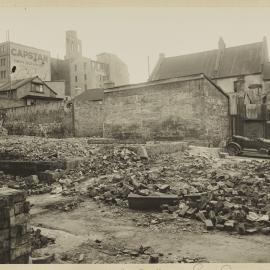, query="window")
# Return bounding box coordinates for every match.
[84,84,87,90]
[74,64,77,71]
[0,71,6,79]
[84,62,87,70]
[0,58,5,66]
[75,76,78,82]
[32,83,44,93]
[233,81,238,93]
[0,46,5,54]
[84,74,87,80]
